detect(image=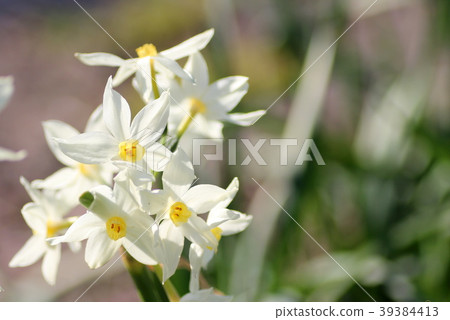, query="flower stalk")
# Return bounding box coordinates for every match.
[150,58,160,100]
[149,264,180,302]
[122,251,169,302]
